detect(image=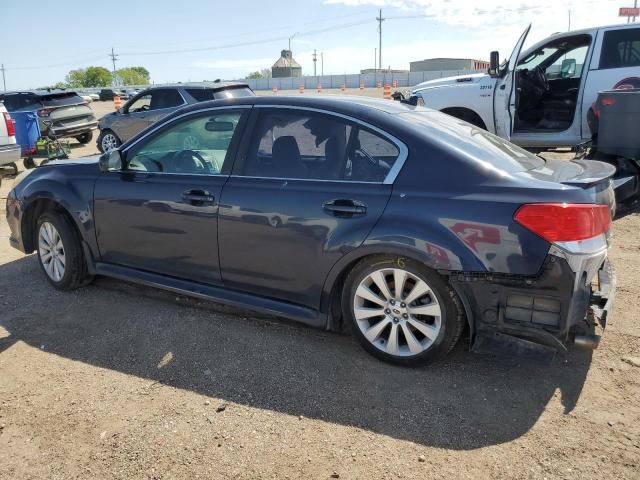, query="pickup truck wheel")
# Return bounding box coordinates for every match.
[343,255,464,366]
[36,211,93,290]
[98,130,121,153]
[76,131,93,144]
